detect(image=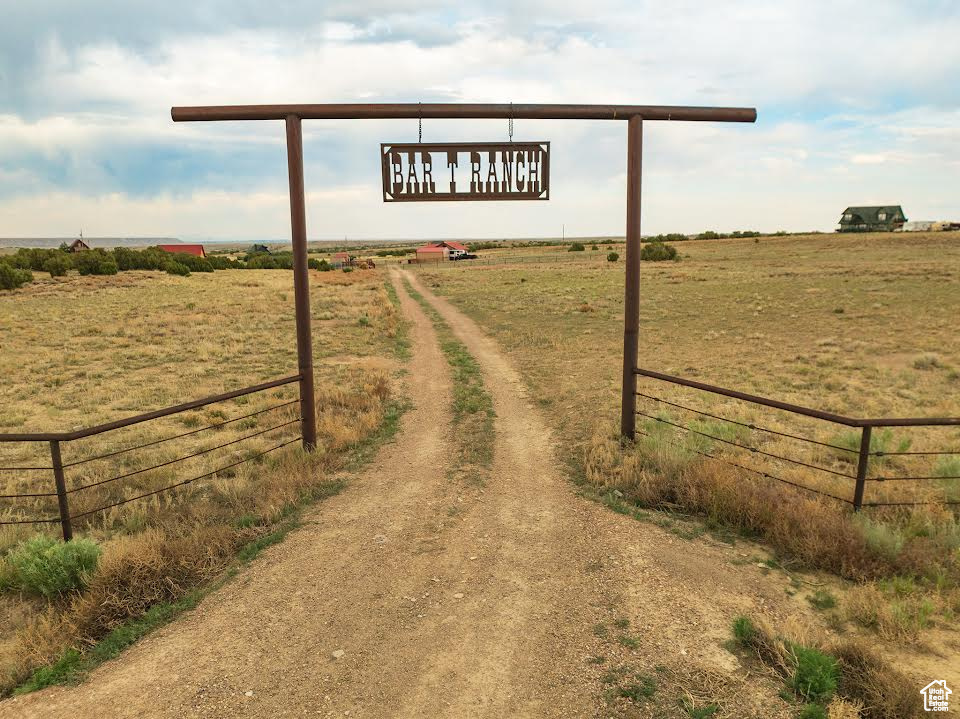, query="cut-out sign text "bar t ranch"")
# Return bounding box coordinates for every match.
[381,142,550,202]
